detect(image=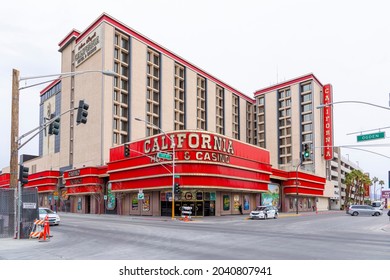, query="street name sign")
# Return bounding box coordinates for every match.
[357,132,385,142]
[157,152,172,160]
